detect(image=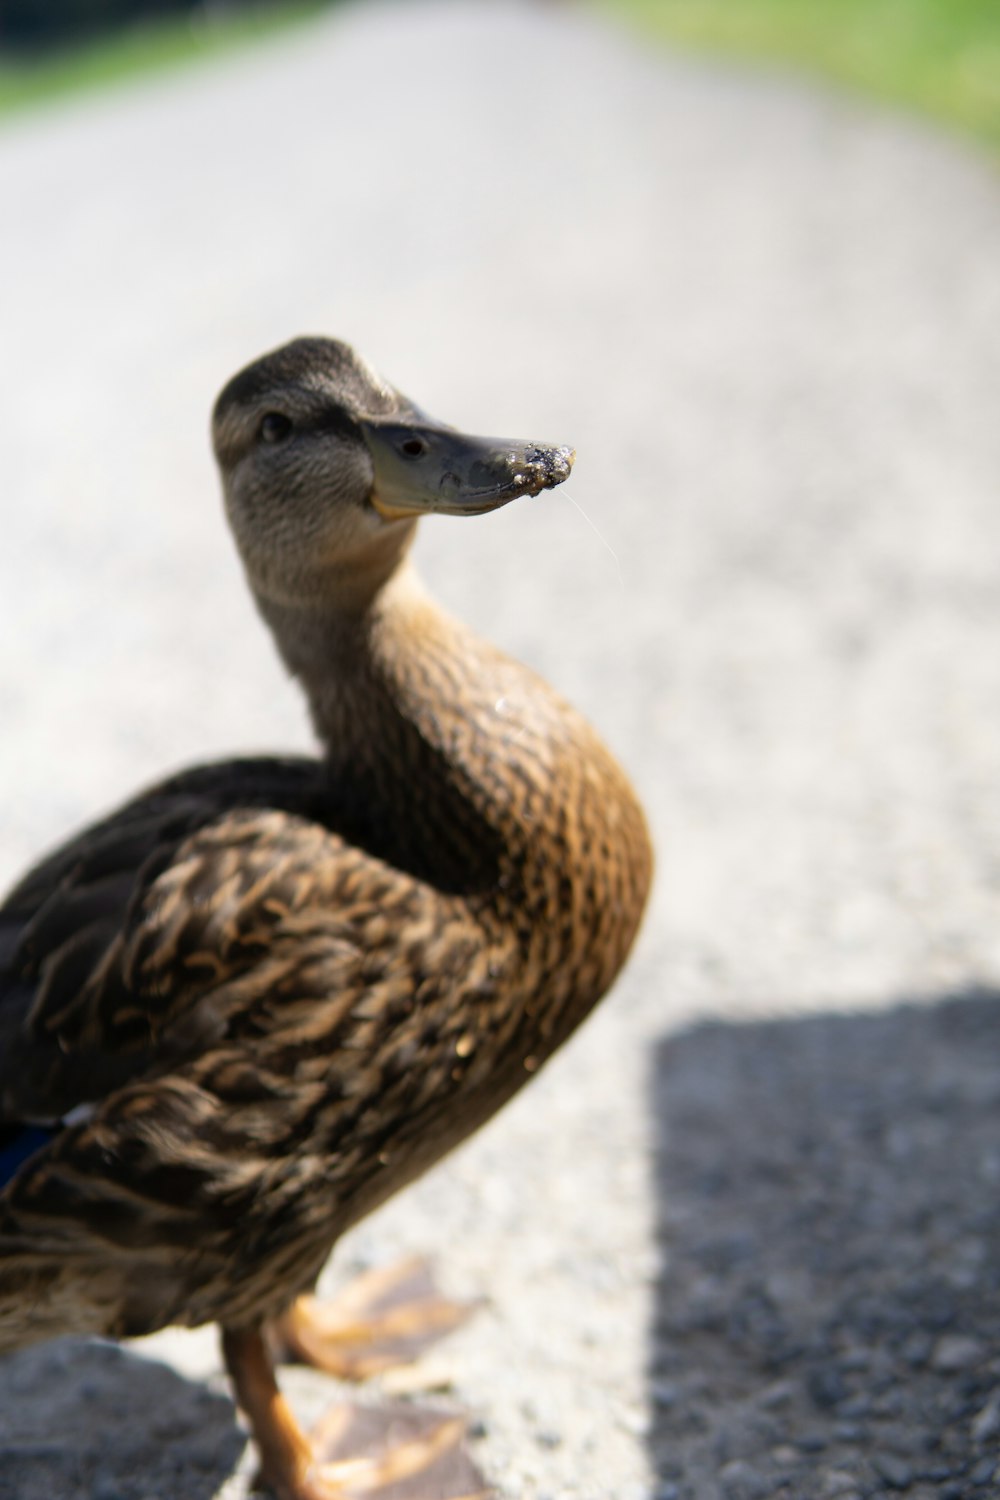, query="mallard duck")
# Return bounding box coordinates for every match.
[0,337,652,1499]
